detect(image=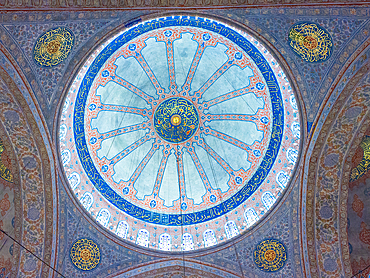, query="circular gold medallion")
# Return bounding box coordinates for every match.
[254,239,287,272]
[288,22,332,63]
[70,238,100,271]
[33,27,74,67]
[154,97,199,143]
